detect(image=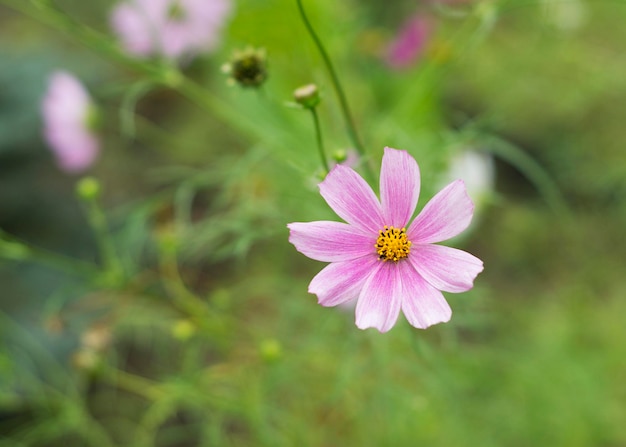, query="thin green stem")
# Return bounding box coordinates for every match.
[82,198,124,283]
[119,79,155,138]
[0,231,98,278]
[295,0,374,180]
[310,107,329,172]
[100,366,164,401]
[479,133,570,217]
